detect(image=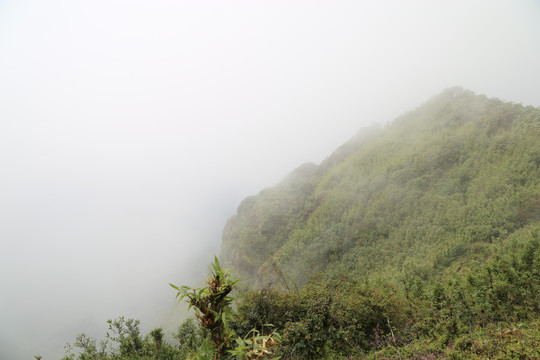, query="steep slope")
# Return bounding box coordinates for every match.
[221,87,540,286]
